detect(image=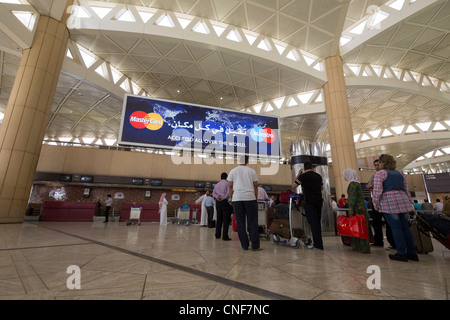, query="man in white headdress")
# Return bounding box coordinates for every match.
[159,193,168,226]
[195,191,210,226]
